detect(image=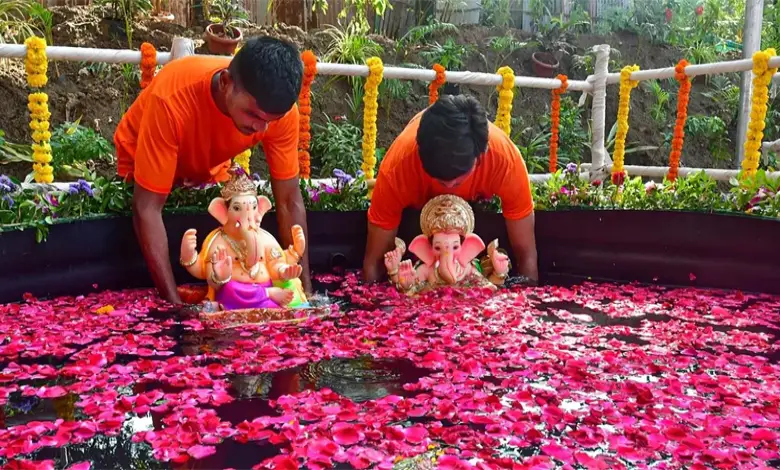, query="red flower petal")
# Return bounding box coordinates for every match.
[187,445,216,460]
[403,424,428,444]
[332,422,362,446]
